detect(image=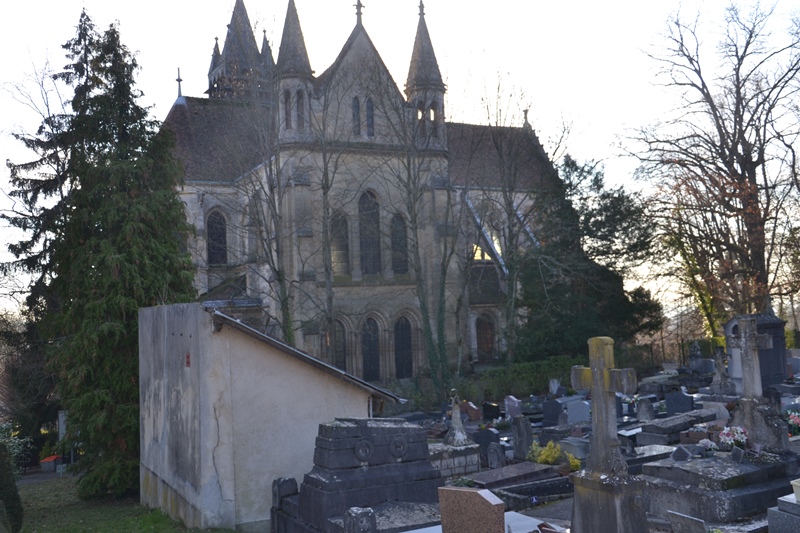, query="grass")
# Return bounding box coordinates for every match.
[18,476,231,532]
